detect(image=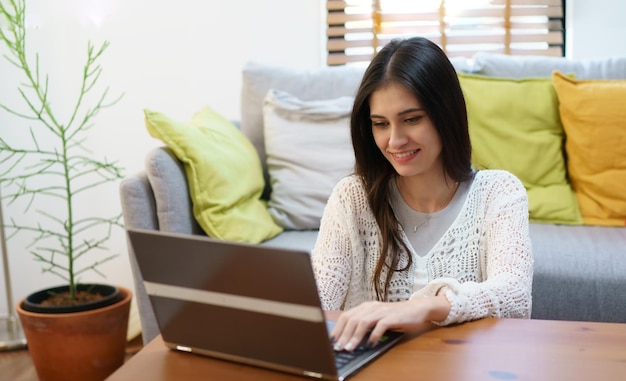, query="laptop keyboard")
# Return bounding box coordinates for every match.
[333,344,369,370]
[326,321,401,375]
